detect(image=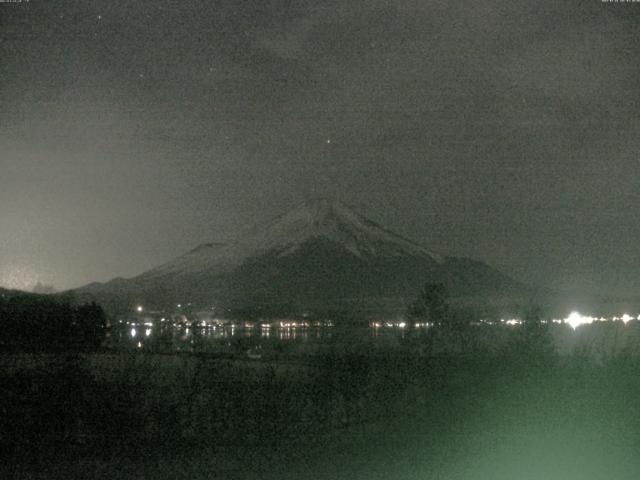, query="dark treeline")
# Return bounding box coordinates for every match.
[0,292,106,352]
